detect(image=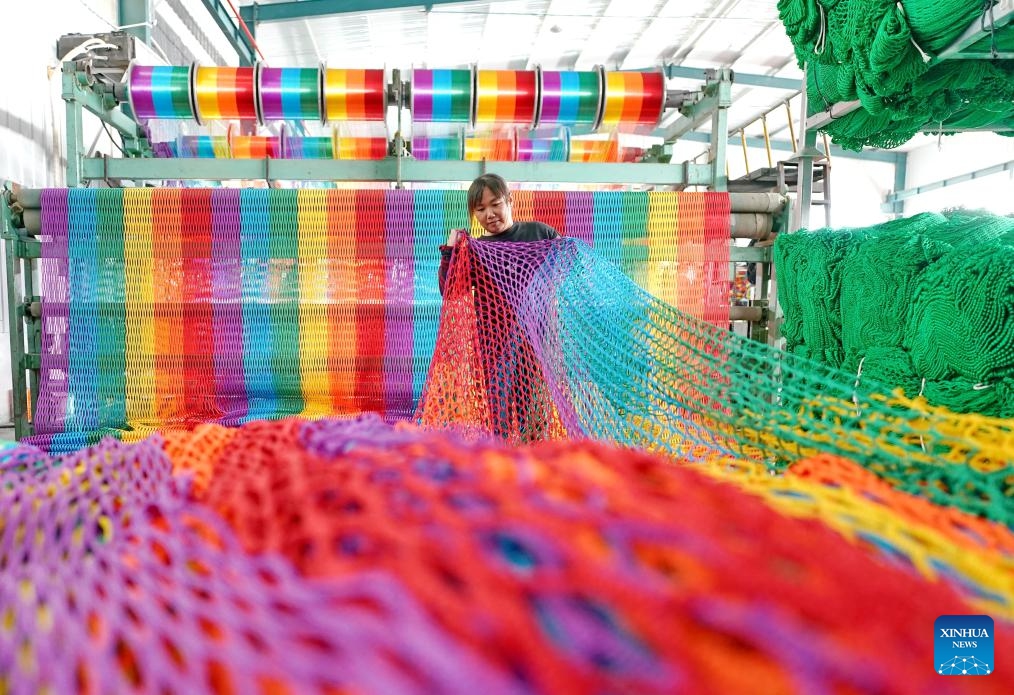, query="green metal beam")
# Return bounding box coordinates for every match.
[730,246,770,263]
[882,159,1013,206]
[201,0,257,65]
[119,0,152,45]
[64,70,145,142]
[660,72,732,142]
[934,0,1013,61]
[661,65,800,91]
[674,130,904,165]
[240,0,473,24]
[81,157,714,186]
